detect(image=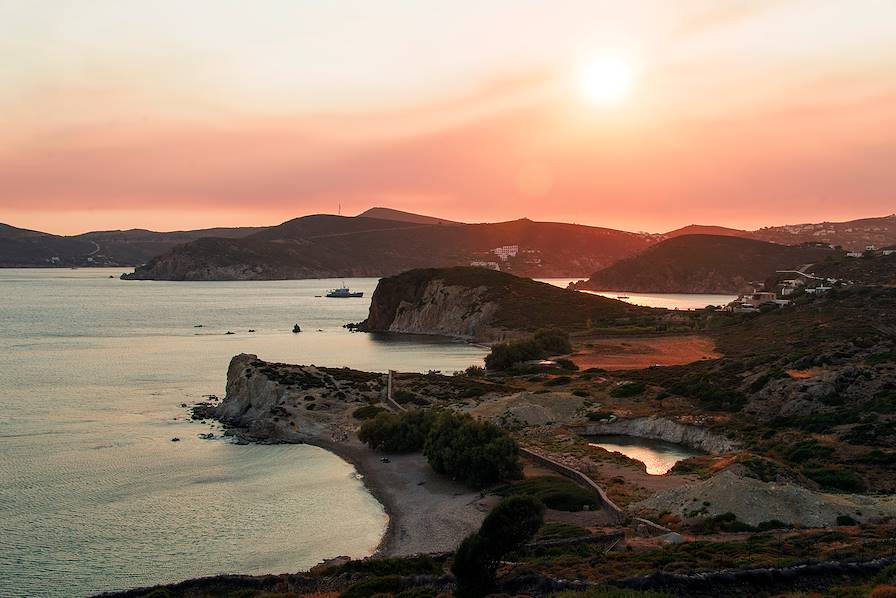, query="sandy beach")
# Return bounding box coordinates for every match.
[310,435,488,556]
